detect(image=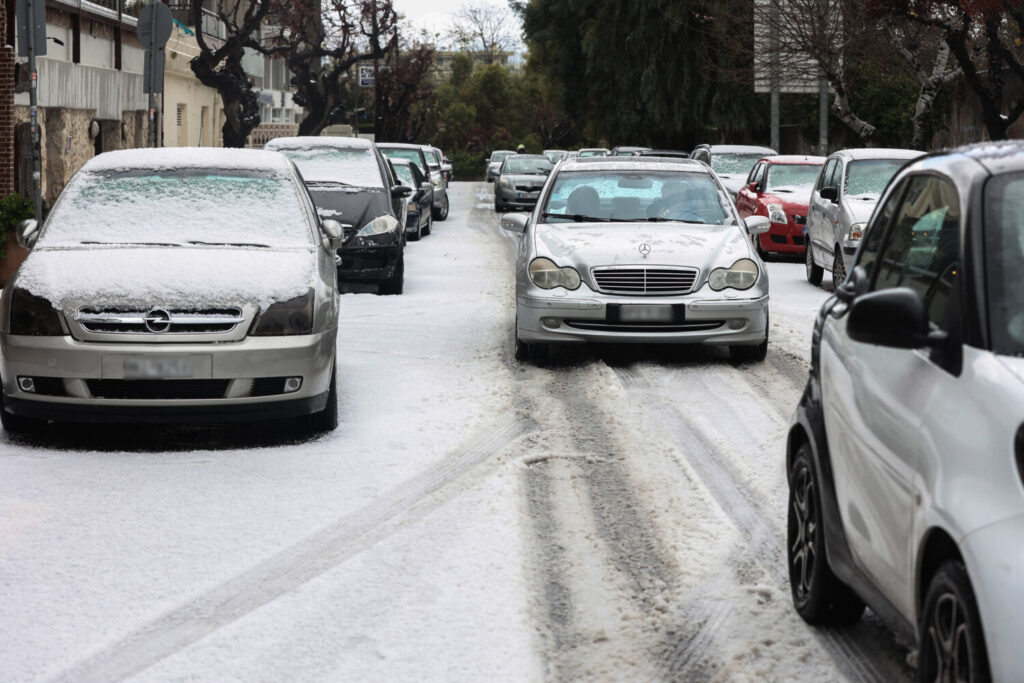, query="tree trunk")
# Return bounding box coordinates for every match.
[191,51,262,148]
[910,80,939,151]
[829,82,876,143]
